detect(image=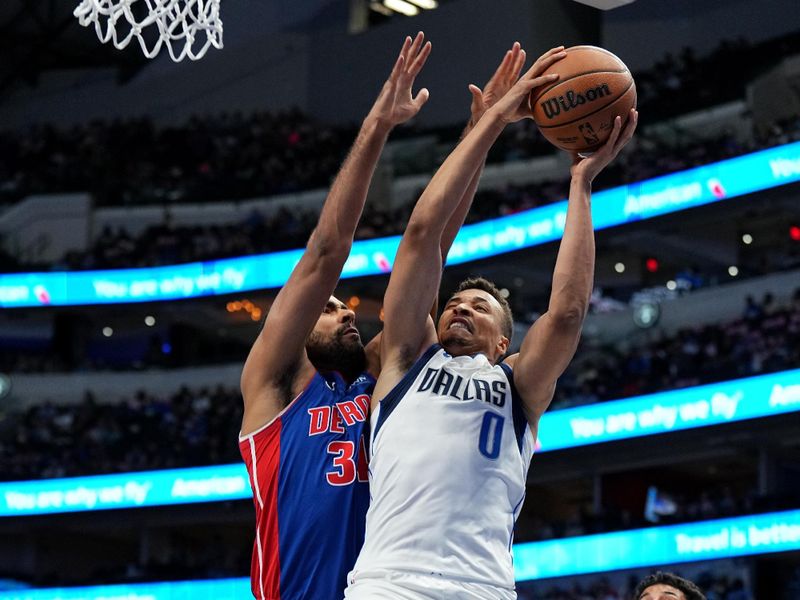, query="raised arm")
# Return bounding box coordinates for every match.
[506,109,638,438]
[240,33,431,434]
[439,42,527,261]
[375,47,567,400]
[361,42,525,378]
